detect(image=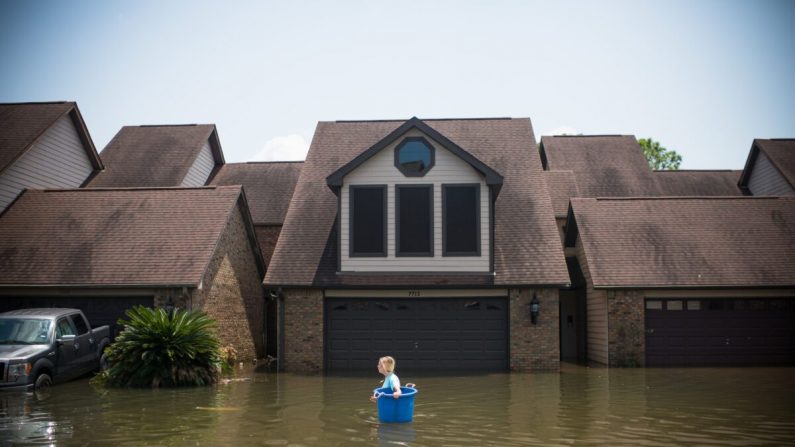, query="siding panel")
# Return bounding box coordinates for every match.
[748,151,795,196]
[340,129,490,272]
[0,114,93,210]
[181,139,216,186]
